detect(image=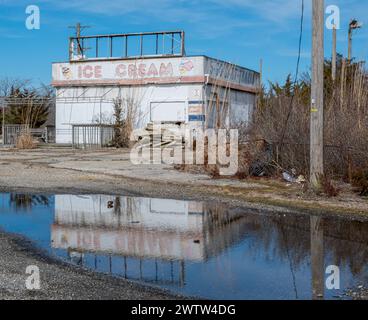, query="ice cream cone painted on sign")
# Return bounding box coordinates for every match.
[179,59,194,75]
